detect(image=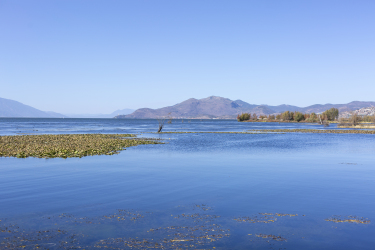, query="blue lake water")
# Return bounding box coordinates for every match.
[0,118,374,249]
